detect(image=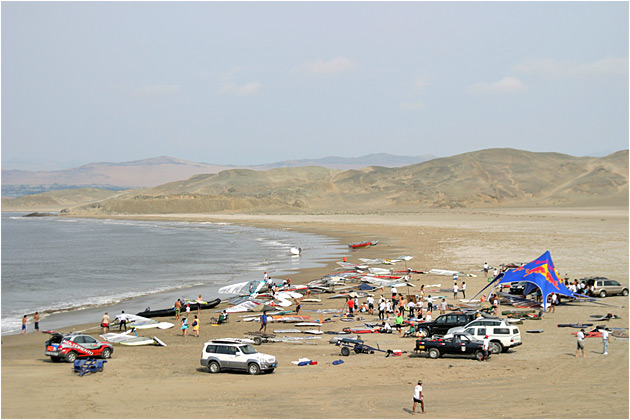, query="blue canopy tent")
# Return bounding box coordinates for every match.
[474,251,579,311]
